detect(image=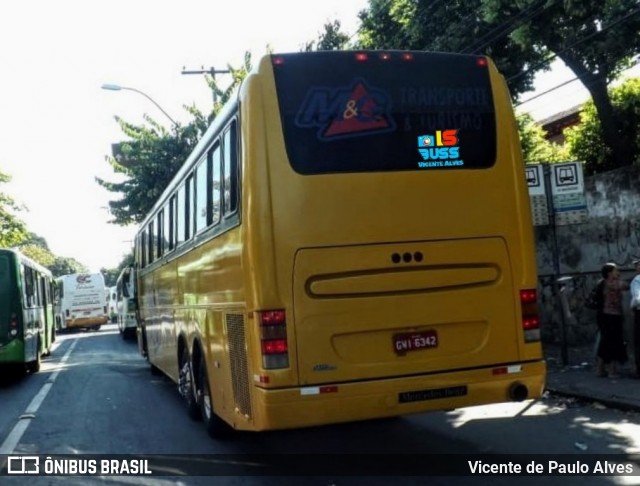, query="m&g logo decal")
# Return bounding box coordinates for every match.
[417,129,464,168]
[295,78,396,140]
